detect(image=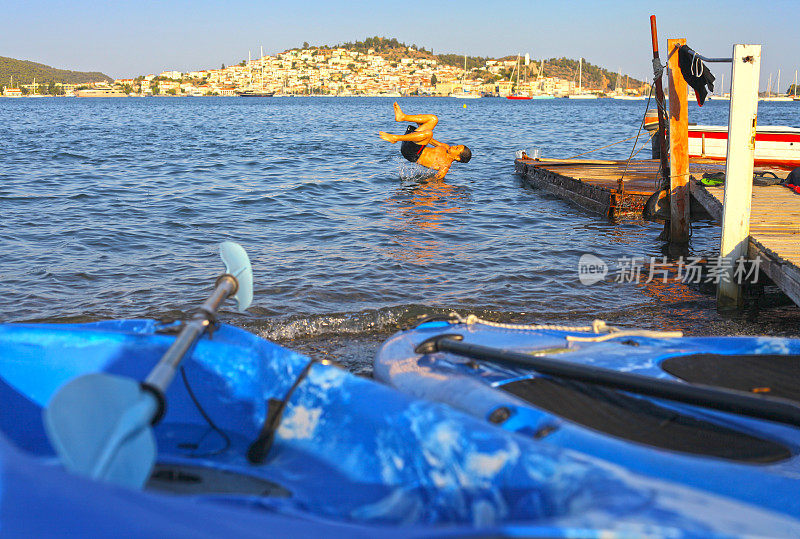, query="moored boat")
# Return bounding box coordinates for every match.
[450,91,481,99]
[75,87,127,97]
[375,316,800,521]
[2,87,23,98]
[2,75,23,97]
[688,124,800,169]
[235,89,275,97]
